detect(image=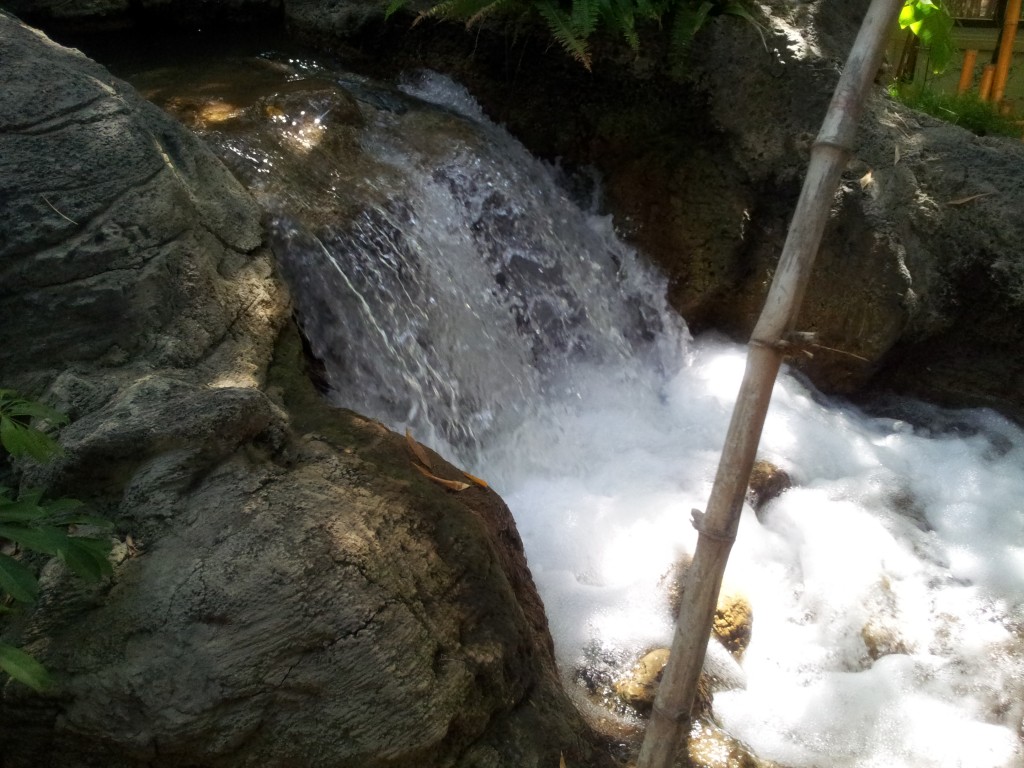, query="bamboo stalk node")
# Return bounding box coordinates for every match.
[752,330,820,359]
[690,510,736,543]
[652,702,692,724]
[636,4,902,765]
